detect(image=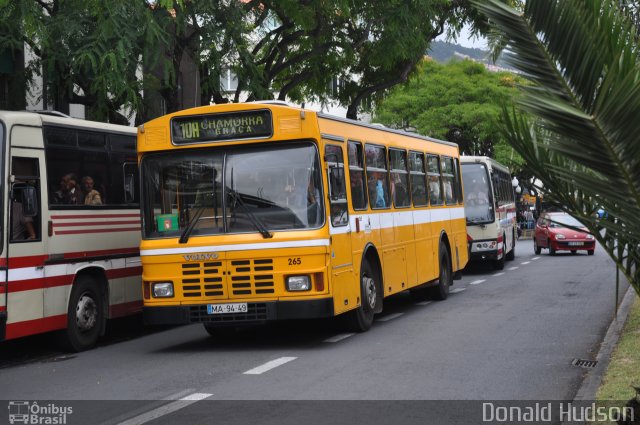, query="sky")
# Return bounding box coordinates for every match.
[438,24,488,50]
